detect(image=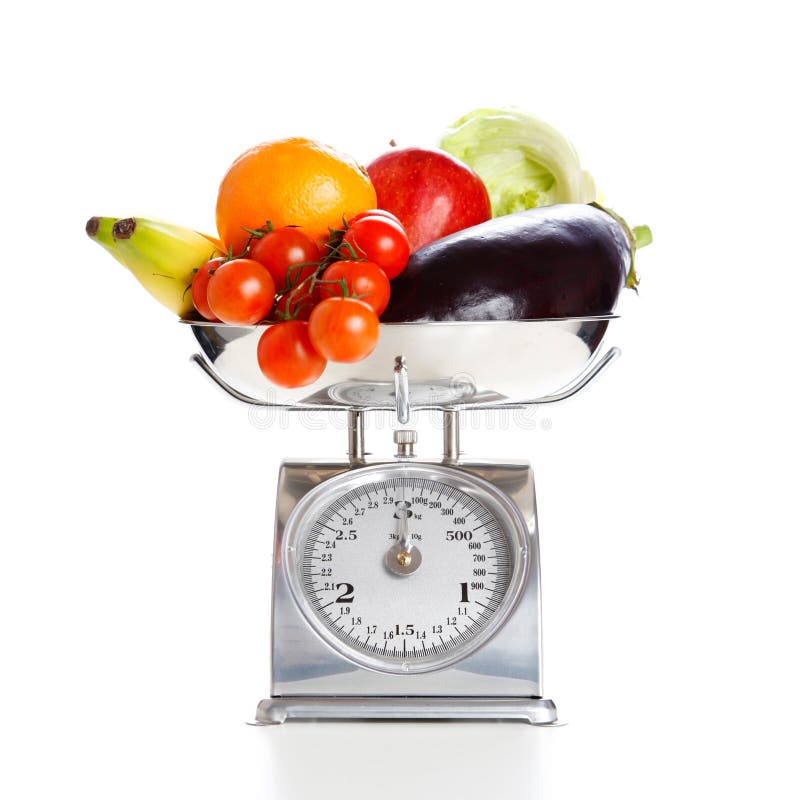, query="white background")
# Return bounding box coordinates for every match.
[2,1,798,798]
